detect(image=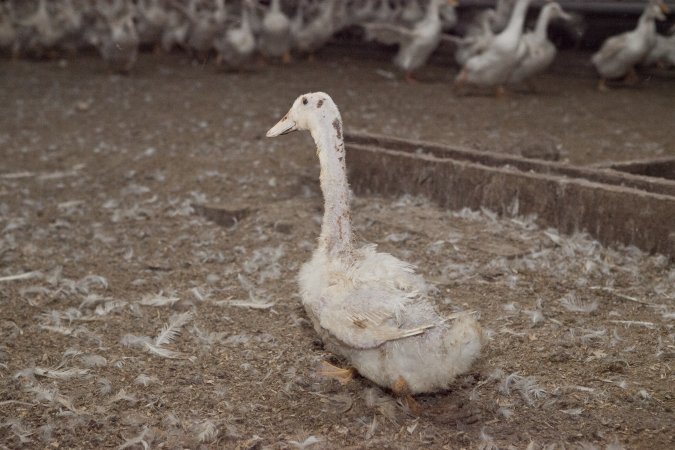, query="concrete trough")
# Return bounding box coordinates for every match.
[345,132,675,259]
